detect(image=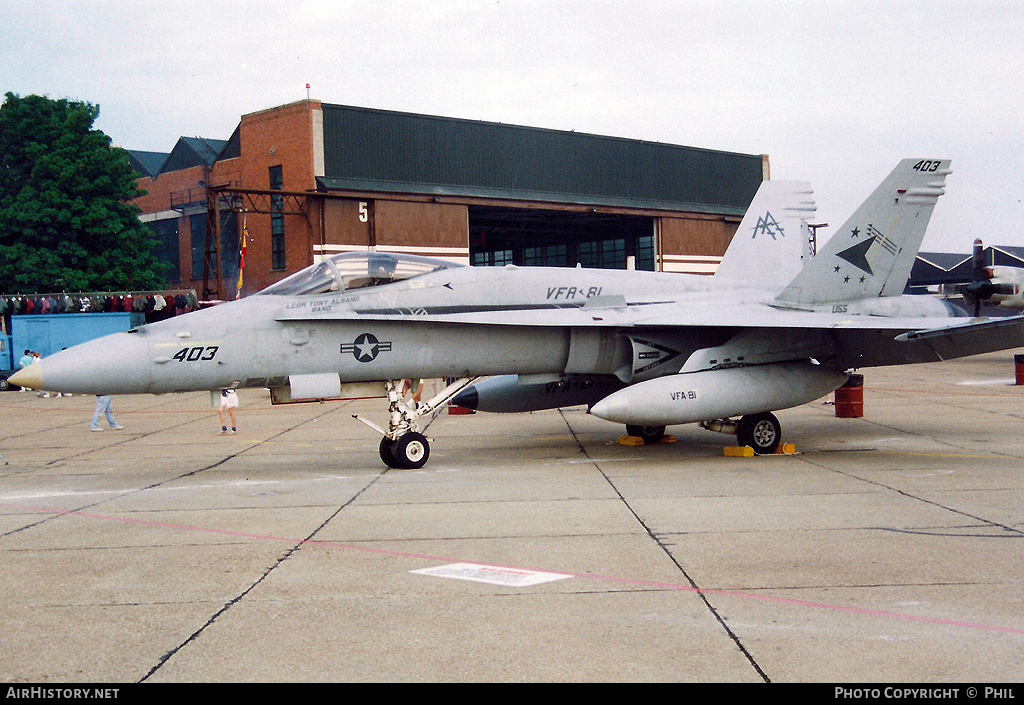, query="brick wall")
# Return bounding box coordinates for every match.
[237,100,321,292]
